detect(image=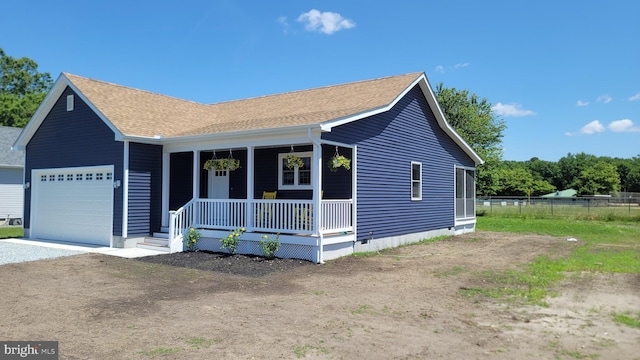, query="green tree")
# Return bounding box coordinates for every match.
[434,83,506,196]
[572,161,621,195]
[557,152,598,190]
[0,48,53,127]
